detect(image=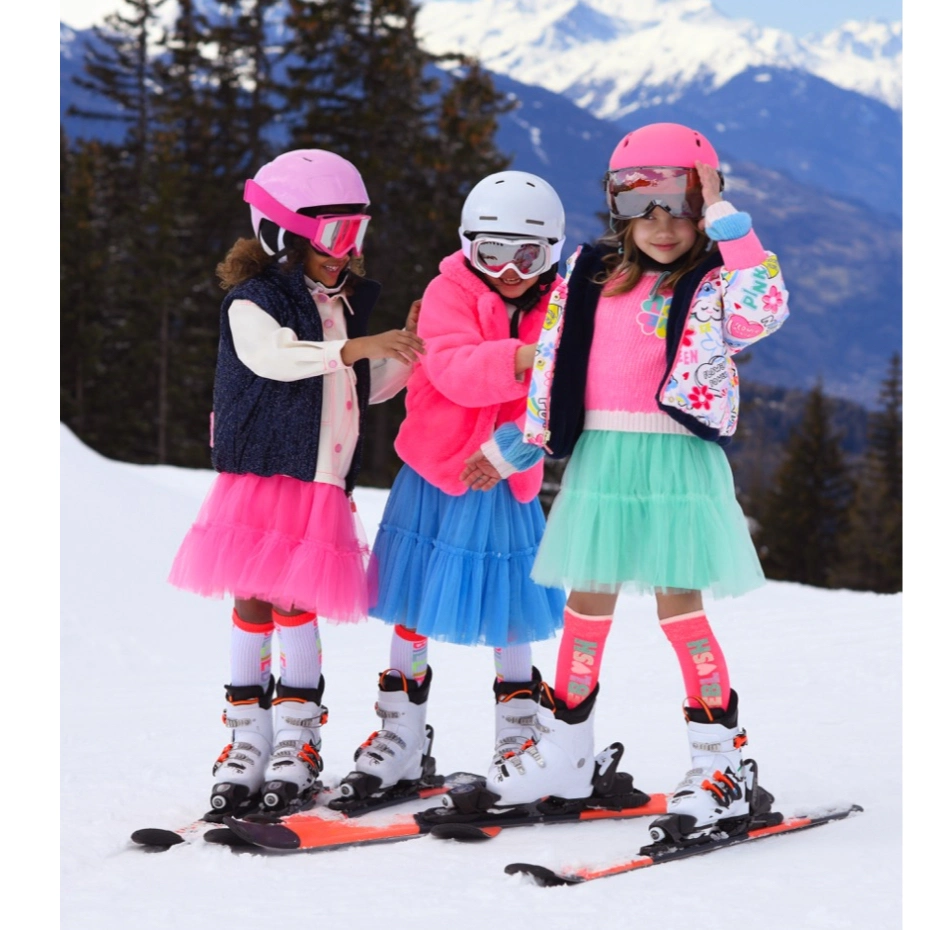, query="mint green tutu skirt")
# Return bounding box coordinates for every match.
[531,430,764,598]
